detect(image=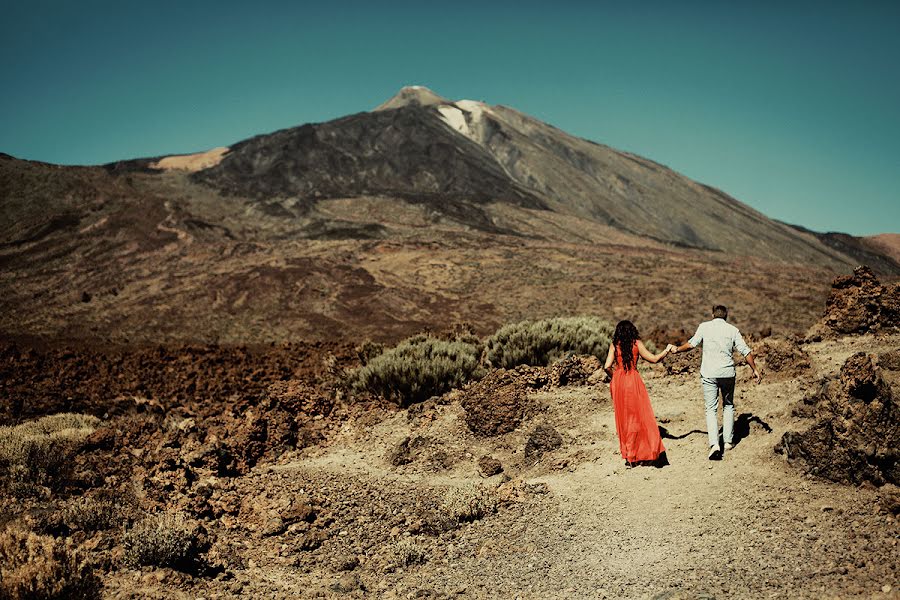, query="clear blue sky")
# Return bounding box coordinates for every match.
[2,0,898,235]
